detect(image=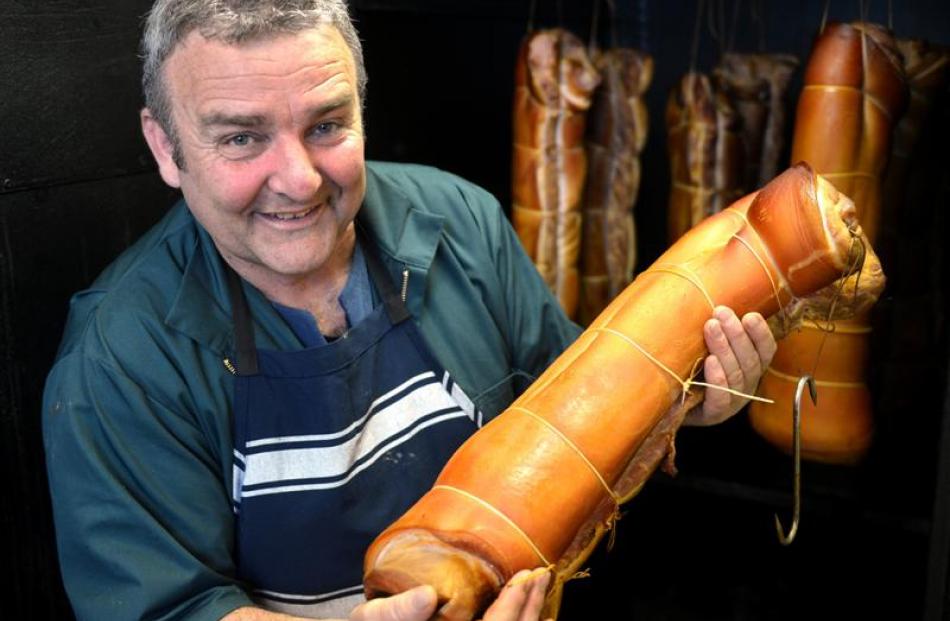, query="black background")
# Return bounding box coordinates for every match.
[2,0,950,619]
